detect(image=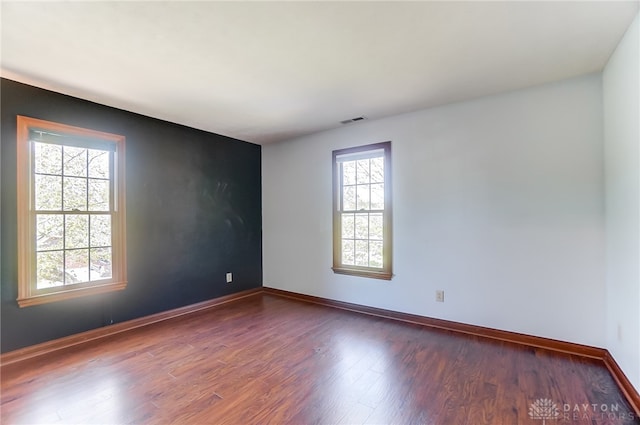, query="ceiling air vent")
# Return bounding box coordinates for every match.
[340,116,367,125]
